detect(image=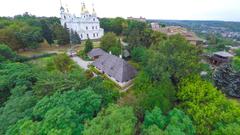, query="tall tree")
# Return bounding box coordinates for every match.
[84,38,93,53]
[40,20,53,44]
[83,105,137,135]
